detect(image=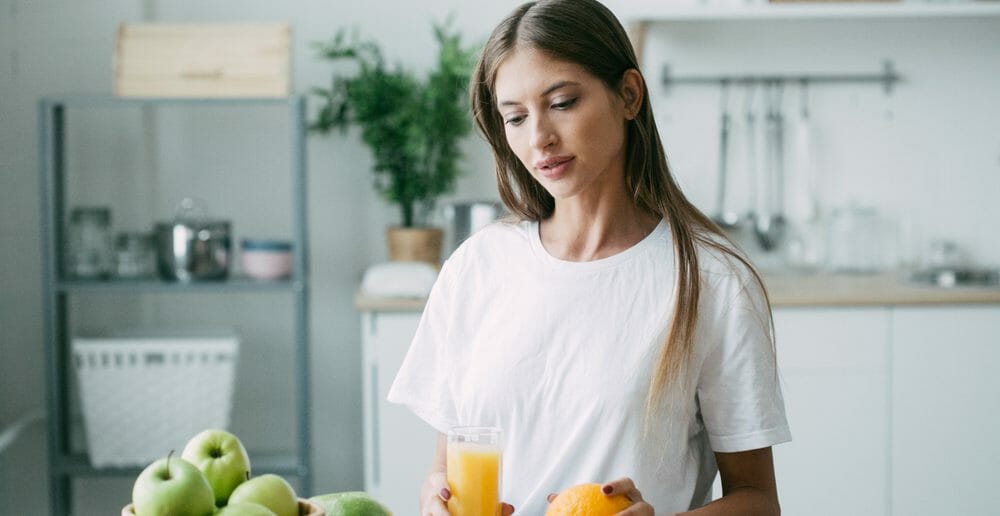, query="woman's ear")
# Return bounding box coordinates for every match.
[619,68,645,120]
